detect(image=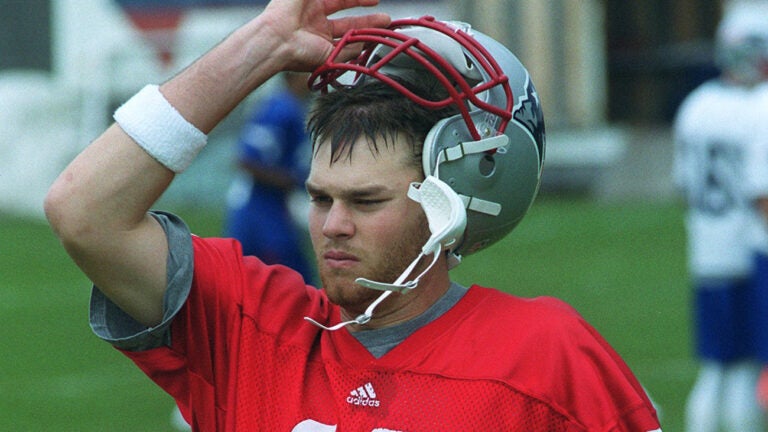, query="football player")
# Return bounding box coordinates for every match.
[738,0,768,419]
[673,2,768,431]
[222,71,316,283]
[45,0,661,429]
